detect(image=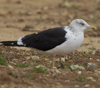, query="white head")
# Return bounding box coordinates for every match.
[68,19,96,32]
